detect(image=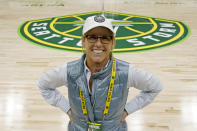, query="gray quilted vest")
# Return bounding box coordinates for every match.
[67,54,129,131]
